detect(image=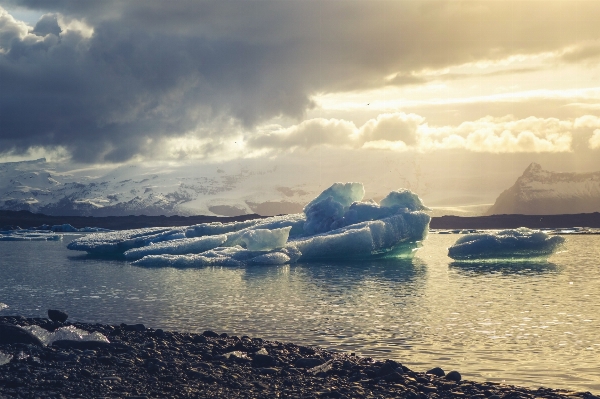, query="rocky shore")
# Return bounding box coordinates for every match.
[0,316,598,399]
